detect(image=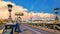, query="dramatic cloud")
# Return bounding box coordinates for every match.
[0,1,28,19]
[25,12,55,20]
[0,1,55,20]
